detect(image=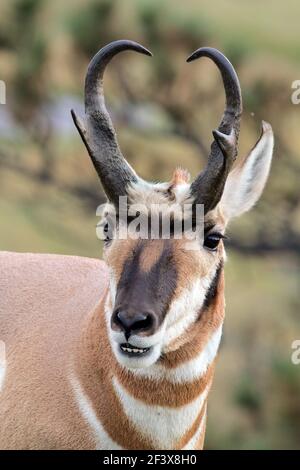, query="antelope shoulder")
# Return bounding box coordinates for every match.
[0,251,108,449]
